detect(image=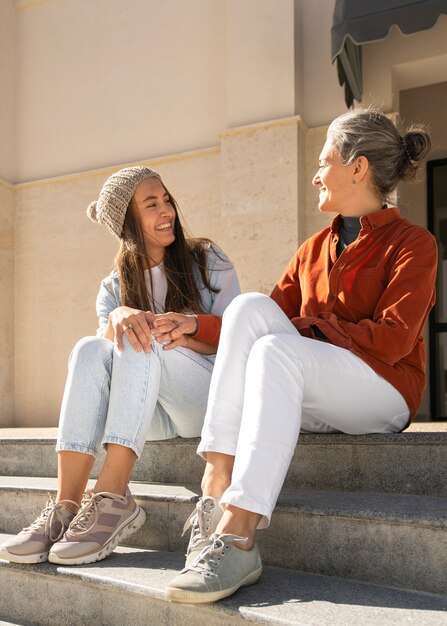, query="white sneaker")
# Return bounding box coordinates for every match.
[166,533,262,603]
